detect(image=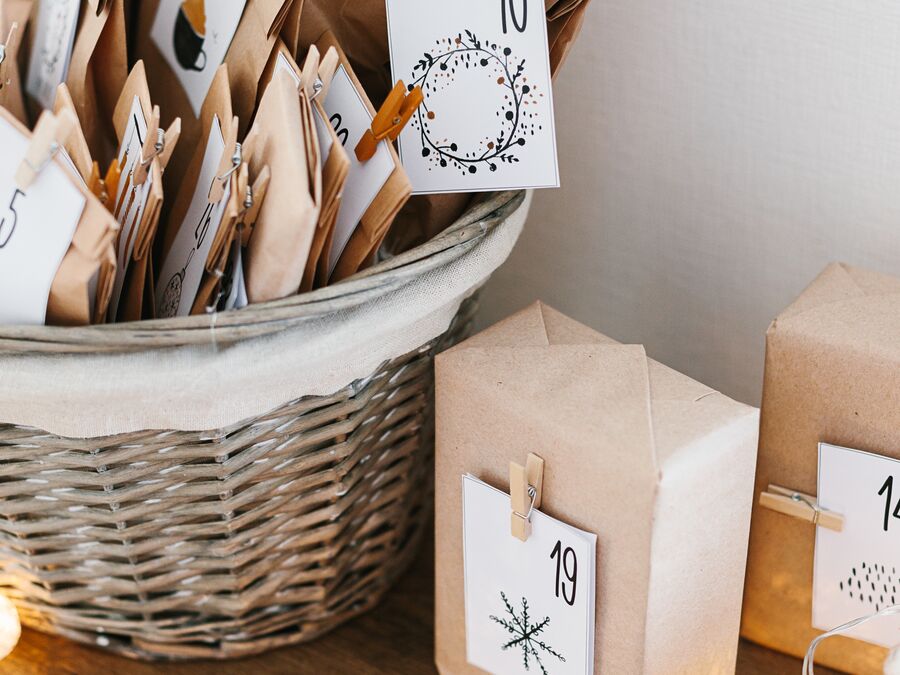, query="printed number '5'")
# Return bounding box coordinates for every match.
[0,189,24,249]
[501,0,527,33]
[550,540,577,606]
